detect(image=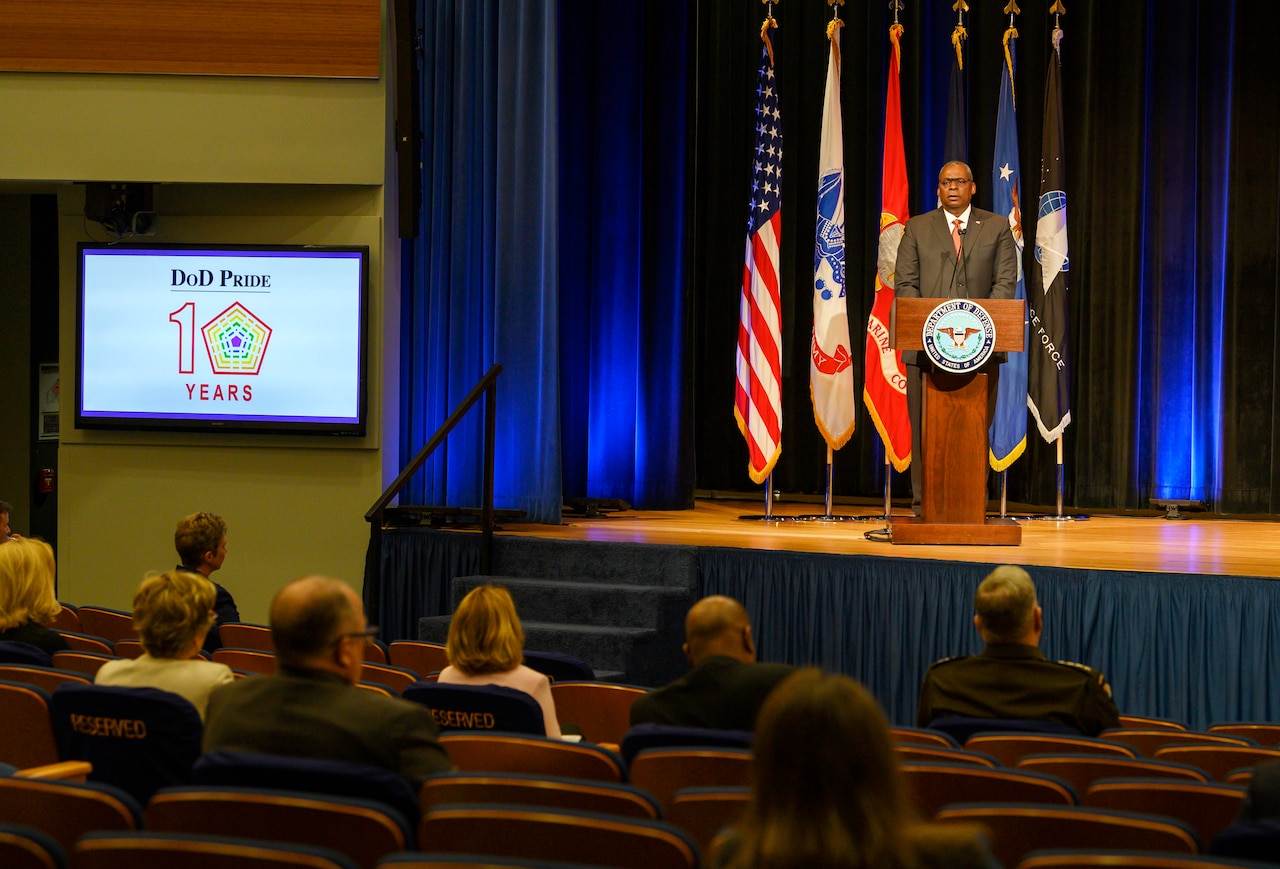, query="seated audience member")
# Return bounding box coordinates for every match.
[203,575,452,788]
[714,668,998,869]
[917,564,1120,736]
[438,584,563,738]
[0,537,71,655]
[1,499,19,542]
[174,511,240,653]
[629,595,793,731]
[95,570,234,719]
